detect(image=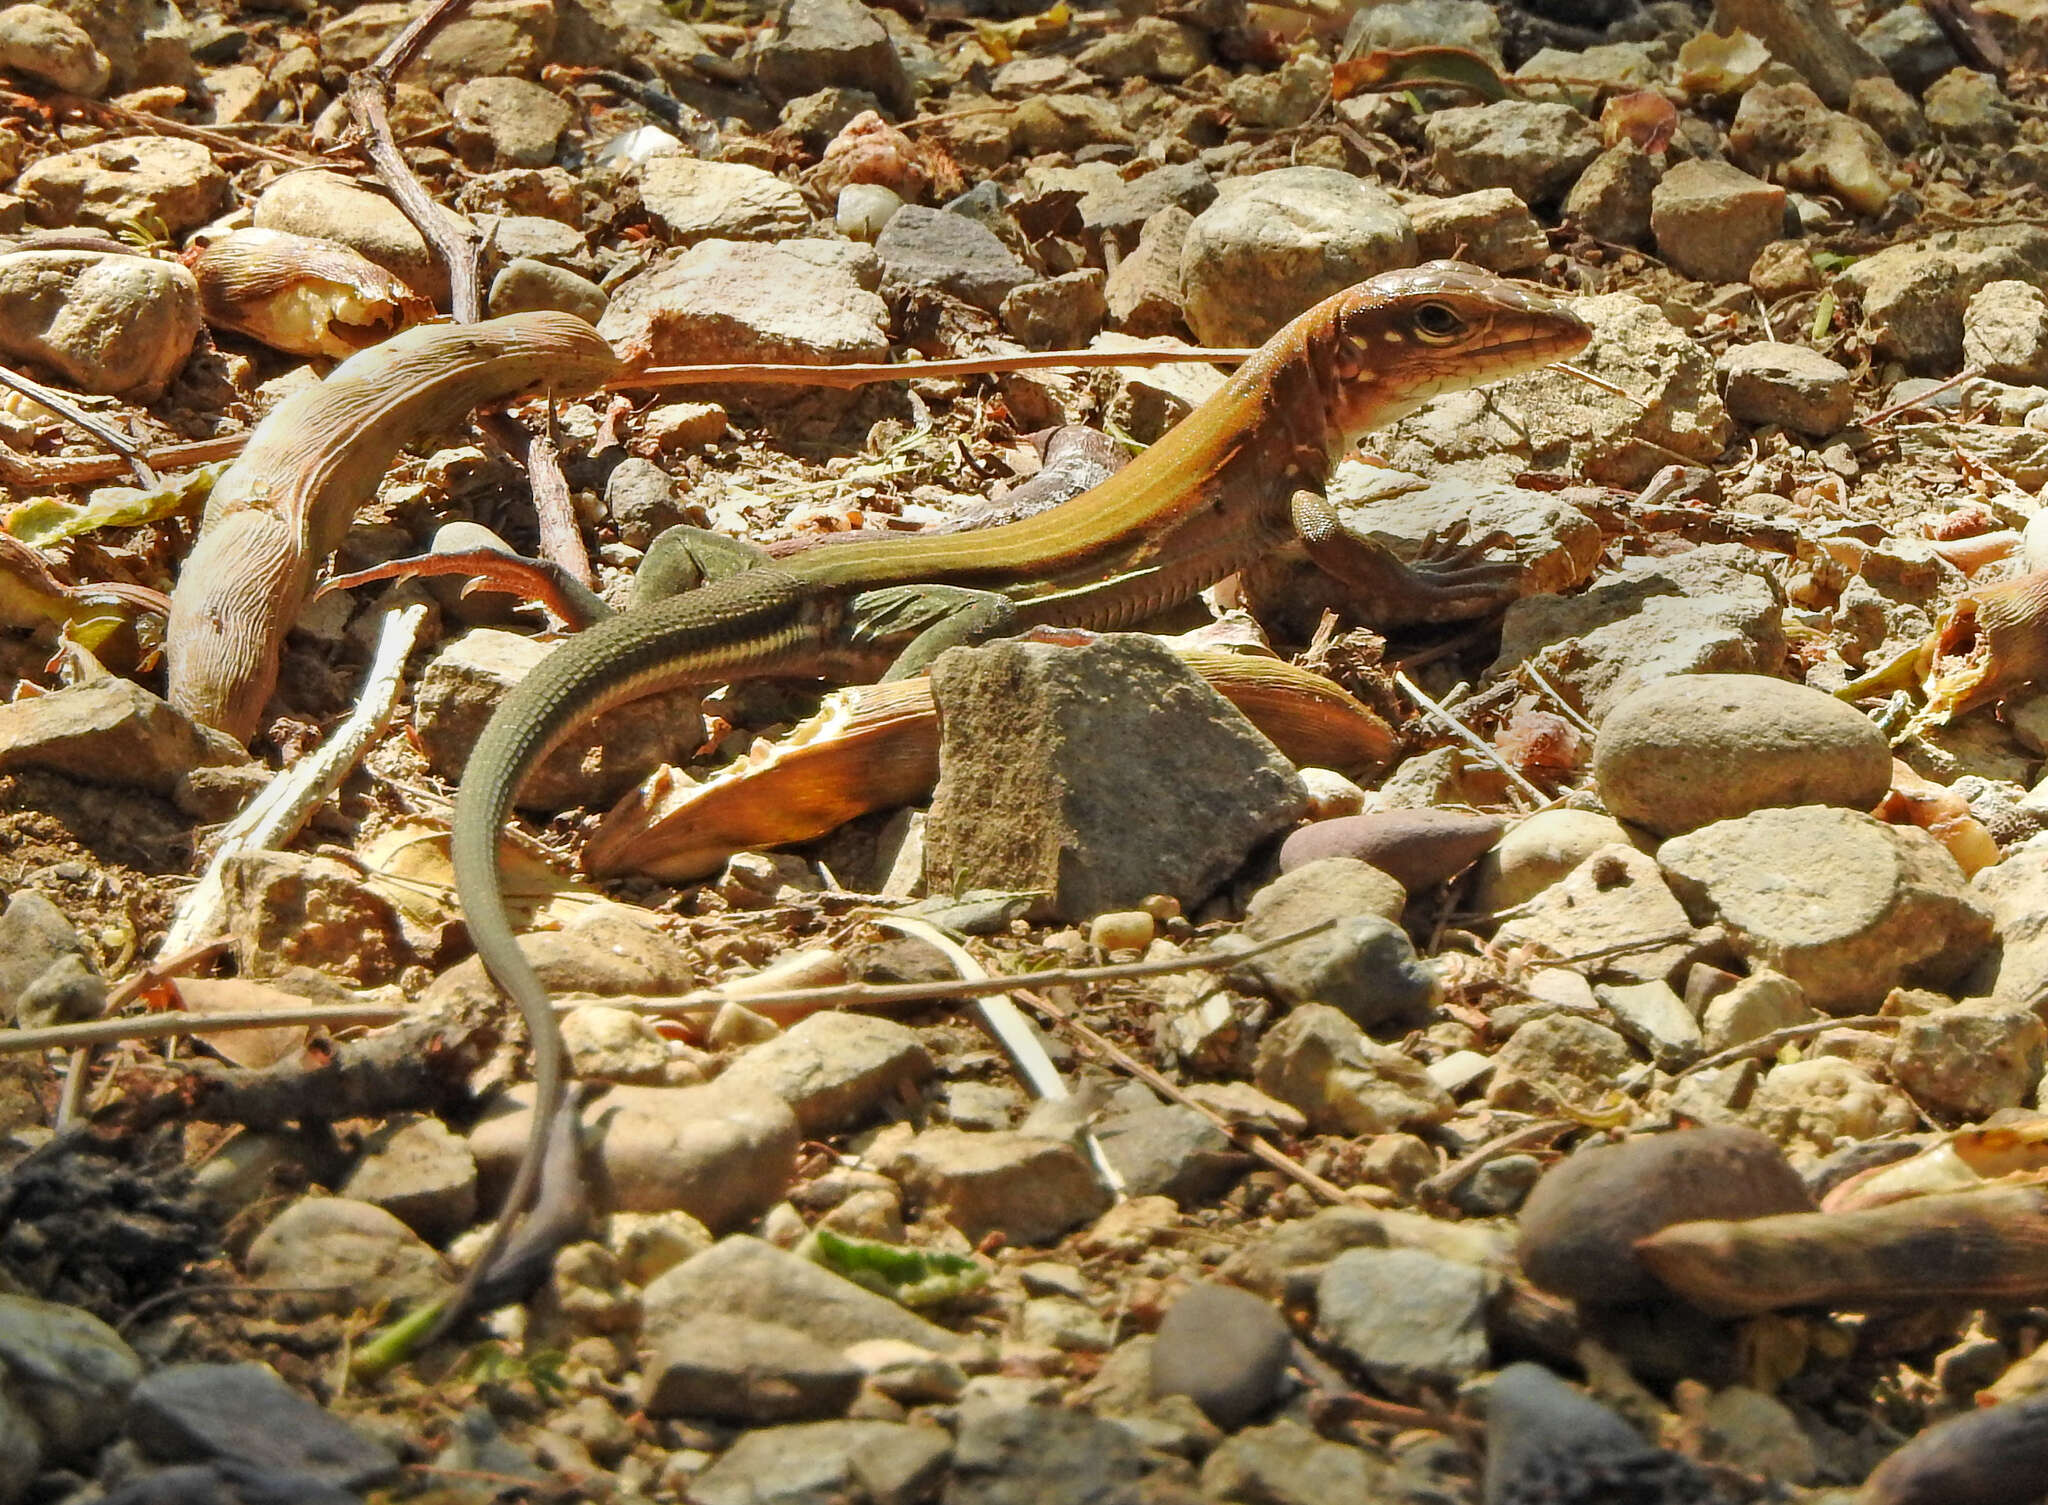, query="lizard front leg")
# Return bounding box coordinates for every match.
[850,584,1021,681]
[1289,489,1522,626]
